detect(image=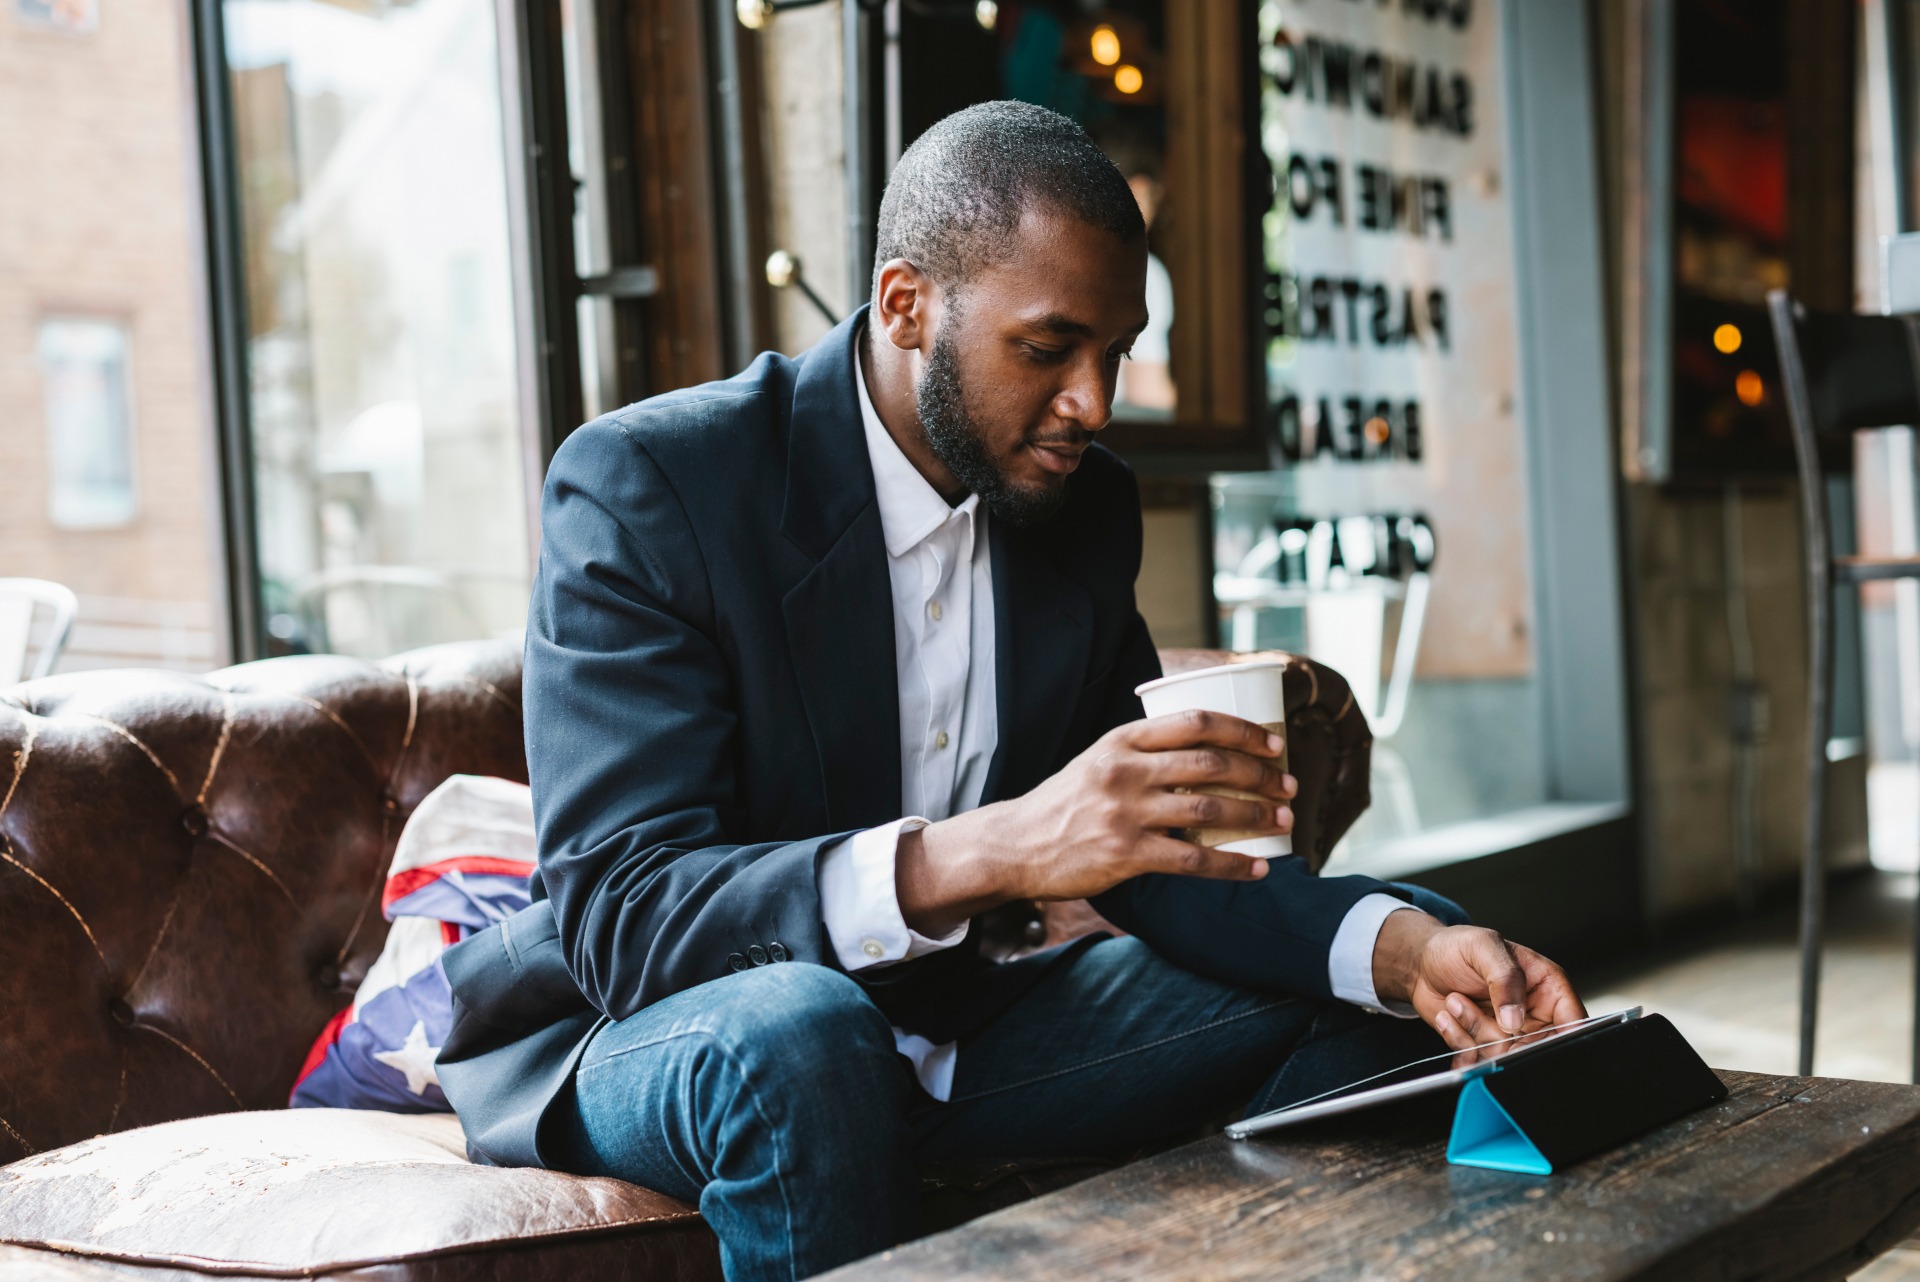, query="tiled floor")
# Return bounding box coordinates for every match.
[1585,870,1920,1278]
